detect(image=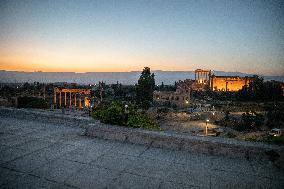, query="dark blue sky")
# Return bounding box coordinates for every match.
[0,0,283,75]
